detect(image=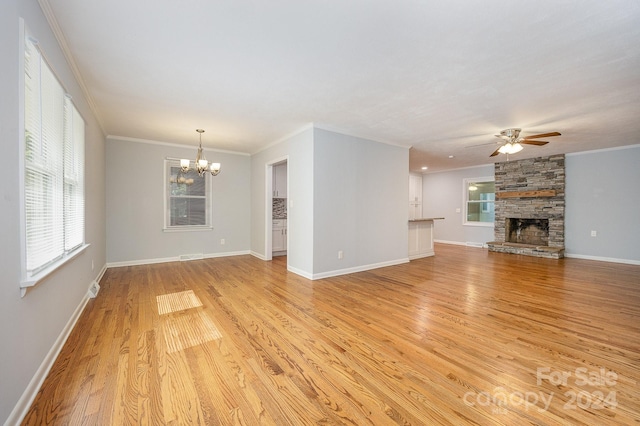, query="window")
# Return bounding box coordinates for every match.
[463,177,495,226]
[164,160,212,230]
[22,30,85,285]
